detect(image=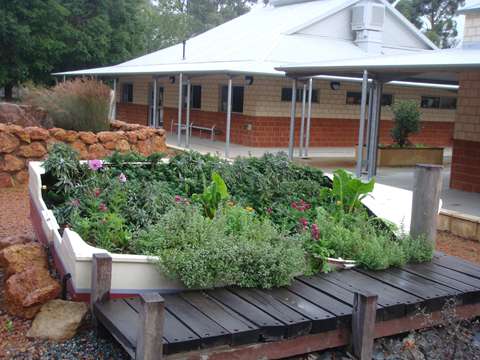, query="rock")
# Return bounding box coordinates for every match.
[0,102,39,127]
[97,131,120,143]
[27,299,88,341]
[25,127,49,141]
[0,131,20,153]
[63,130,78,143]
[78,131,97,145]
[0,242,48,277]
[0,235,35,250]
[70,141,88,159]
[136,140,152,156]
[15,169,29,184]
[151,135,167,153]
[126,132,137,144]
[17,142,47,158]
[1,154,24,172]
[11,127,31,143]
[103,141,116,150]
[136,129,152,141]
[4,267,61,319]
[87,143,109,159]
[49,128,66,140]
[0,172,13,187]
[115,139,130,152]
[110,120,123,129]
